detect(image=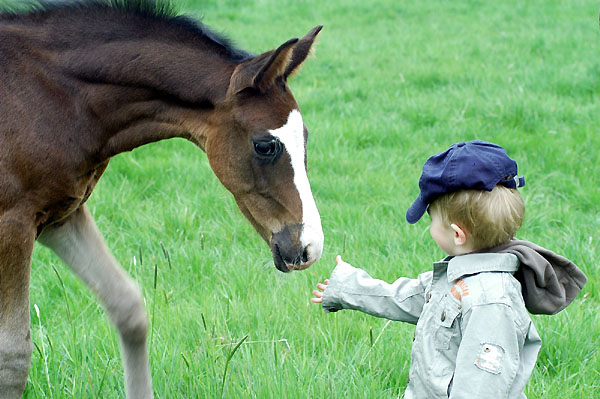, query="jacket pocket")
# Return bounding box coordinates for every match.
[434,296,461,350]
